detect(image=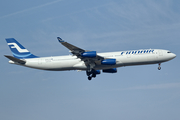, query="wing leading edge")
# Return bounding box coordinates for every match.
[57,37,85,55]
[57,37,104,65]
